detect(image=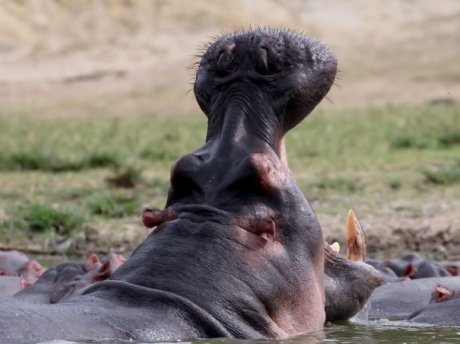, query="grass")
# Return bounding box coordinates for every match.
[309,177,360,192]
[422,159,460,185]
[85,191,141,218]
[0,103,459,254]
[105,165,144,188]
[12,203,87,235]
[388,106,460,150]
[0,151,120,172]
